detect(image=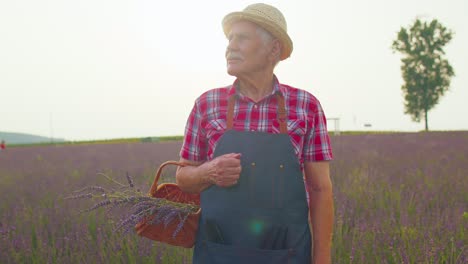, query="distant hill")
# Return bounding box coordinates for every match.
[0,131,65,145]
